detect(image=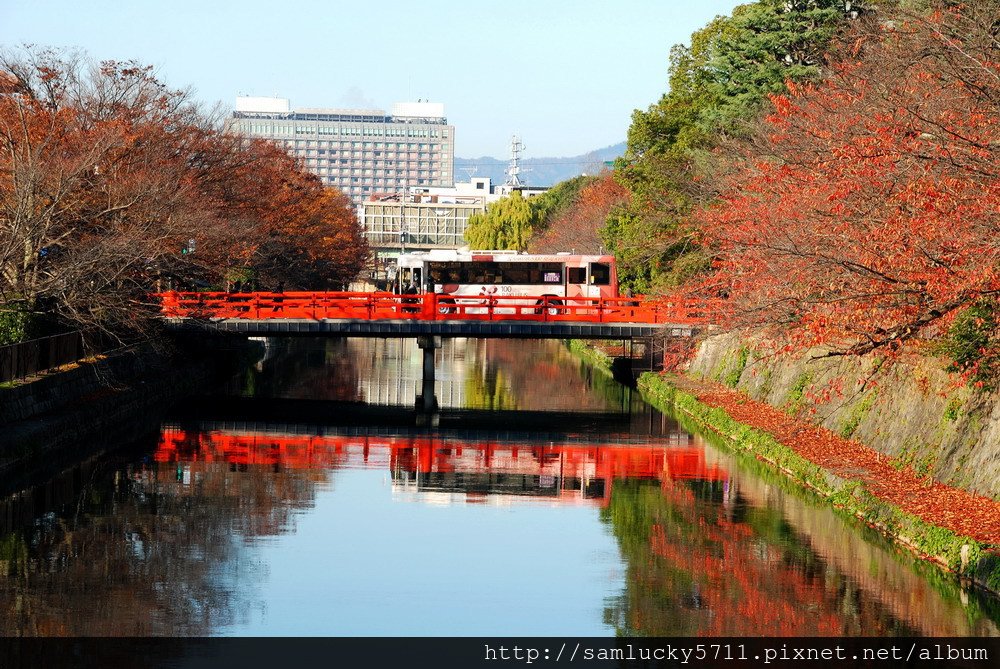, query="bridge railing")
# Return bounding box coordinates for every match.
[155,291,710,325]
